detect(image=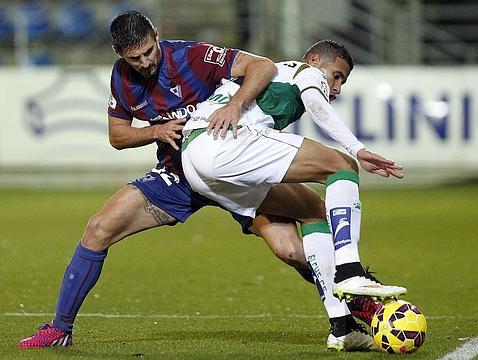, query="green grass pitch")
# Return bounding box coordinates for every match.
[1,184,477,359]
